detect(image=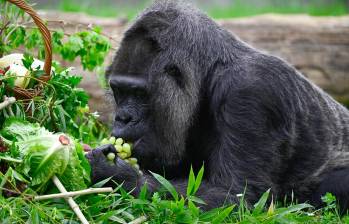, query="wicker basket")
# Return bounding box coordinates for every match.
[6,0,52,99]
